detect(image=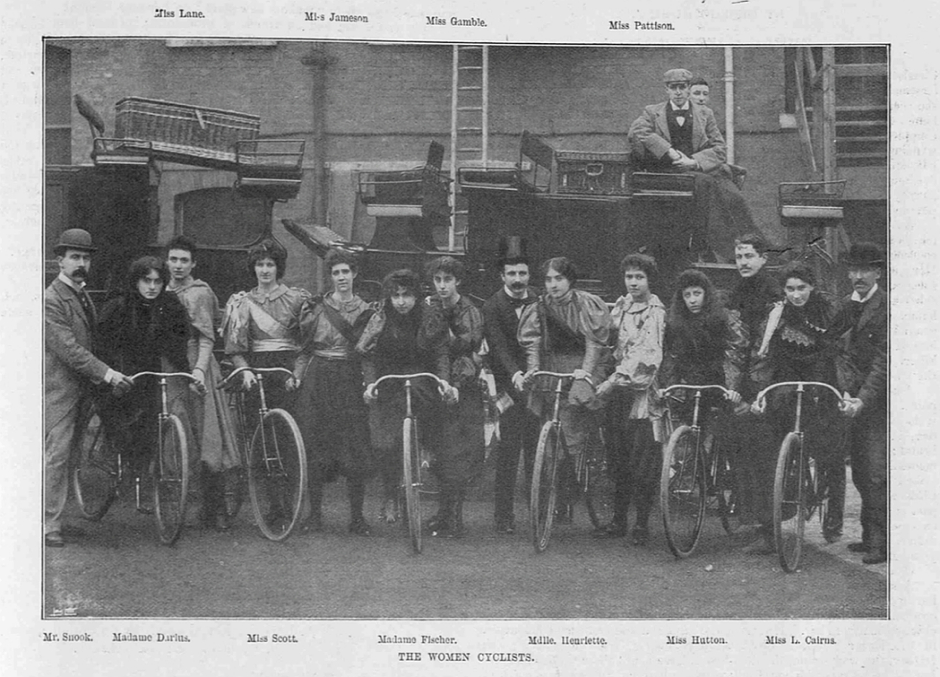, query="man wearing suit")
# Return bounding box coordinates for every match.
[829,243,888,564]
[628,68,756,260]
[45,229,133,547]
[483,236,540,534]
